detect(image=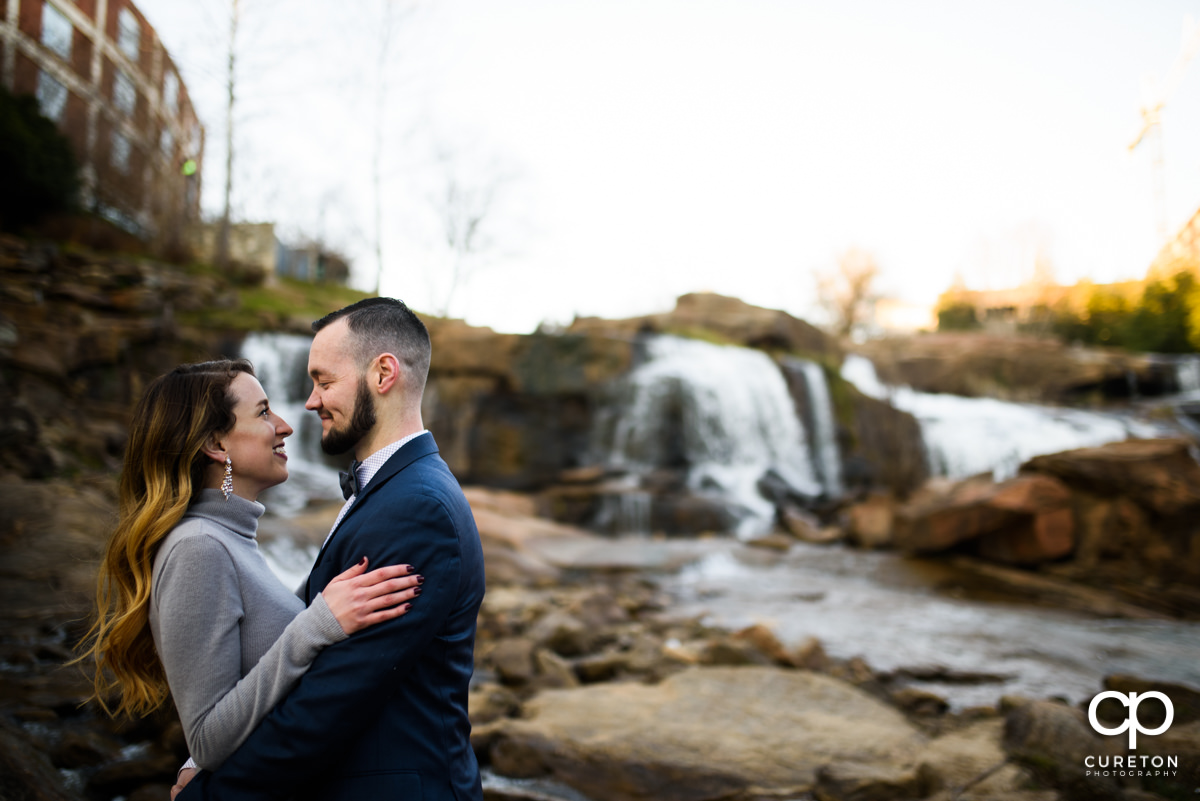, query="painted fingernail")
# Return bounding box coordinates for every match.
[403,603,412,611]
[413,587,422,596]
[416,575,425,585]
